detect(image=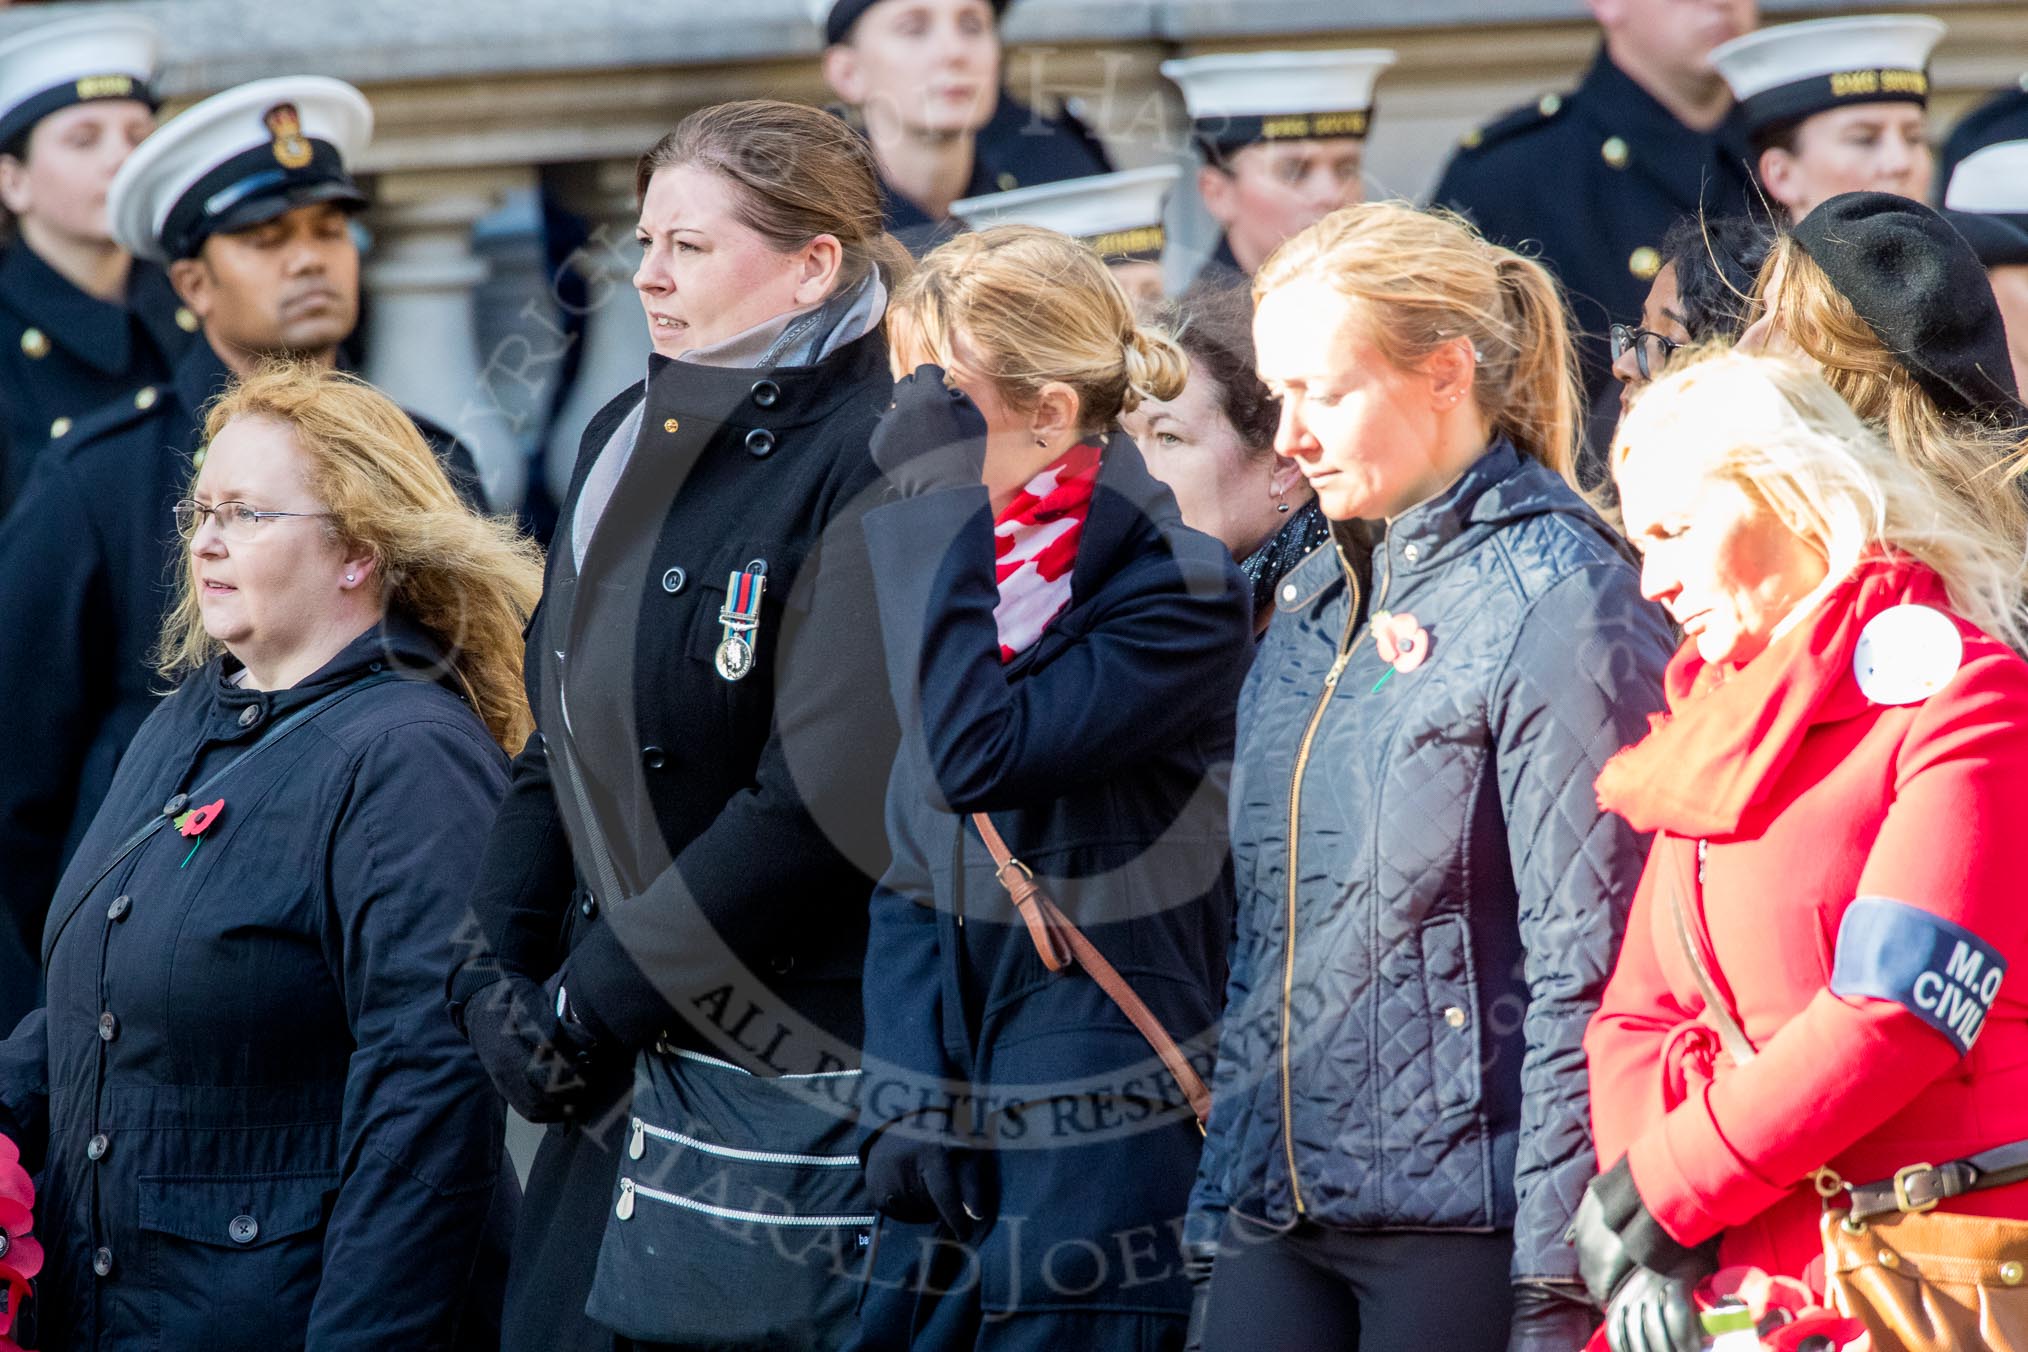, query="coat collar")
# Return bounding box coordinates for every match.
[1066,430,1188,608]
[640,324,889,430]
[174,337,237,427]
[0,243,137,374]
[206,610,451,744]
